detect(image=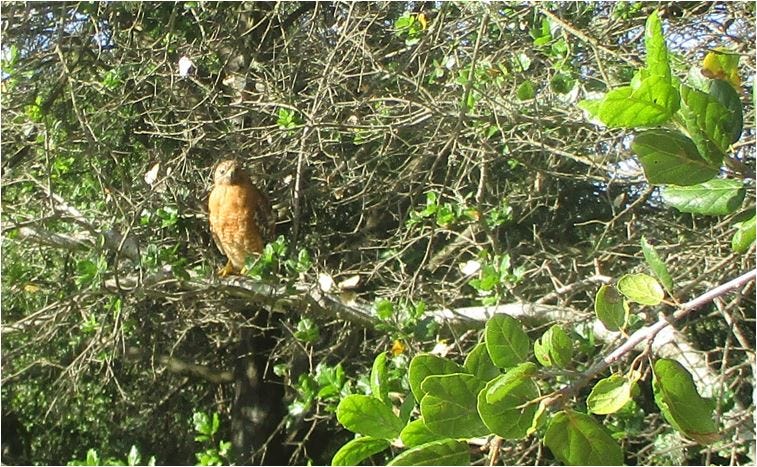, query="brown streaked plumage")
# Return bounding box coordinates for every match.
[208,160,274,275]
